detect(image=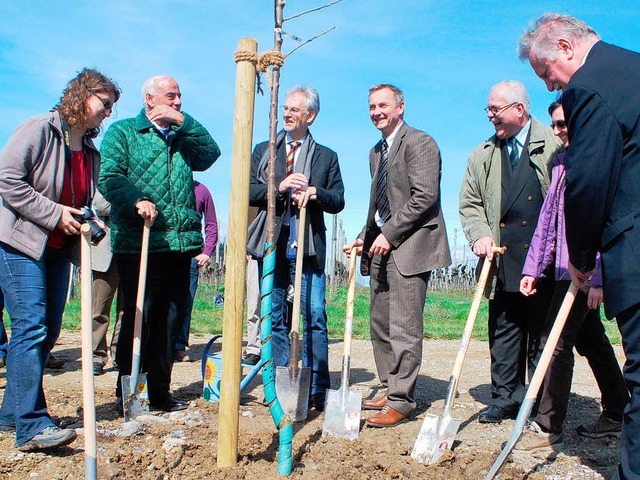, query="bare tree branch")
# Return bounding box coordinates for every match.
[285,26,336,58]
[284,0,345,22]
